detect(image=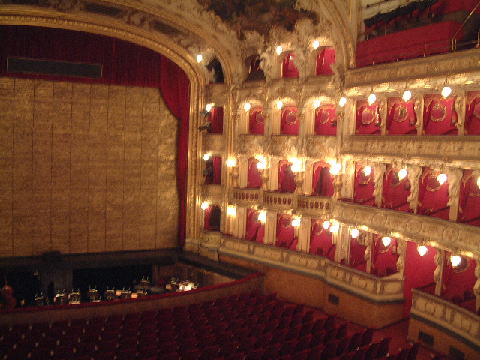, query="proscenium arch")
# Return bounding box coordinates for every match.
[0,6,206,242]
